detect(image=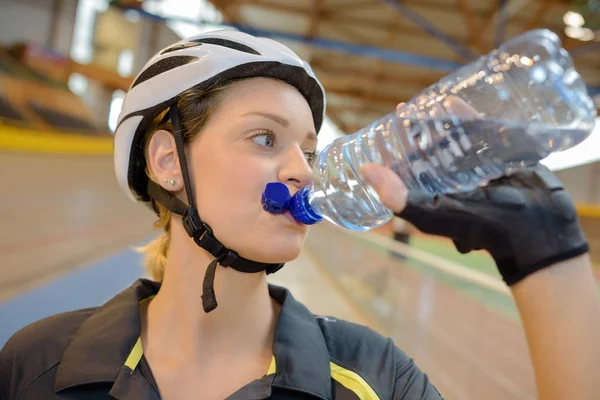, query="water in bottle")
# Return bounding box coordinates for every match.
[262,29,597,232]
